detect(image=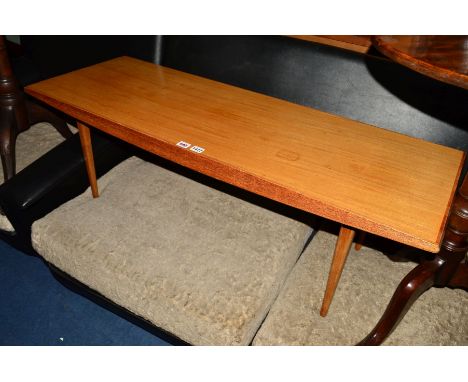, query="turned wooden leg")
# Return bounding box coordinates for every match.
[1,36,72,181]
[359,173,468,345]
[0,139,16,182]
[0,35,30,181]
[77,122,99,198]
[320,226,356,317]
[0,109,17,182]
[27,100,73,139]
[354,231,366,251]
